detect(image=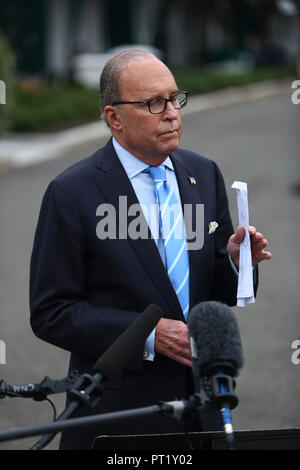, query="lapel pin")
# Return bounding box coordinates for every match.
[189,176,196,185]
[208,221,219,234]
